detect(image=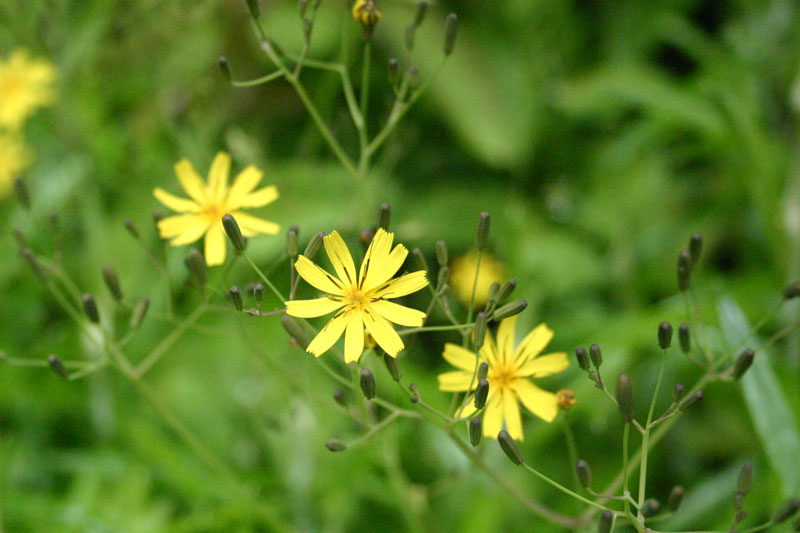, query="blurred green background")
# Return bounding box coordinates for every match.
[2,0,800,531]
